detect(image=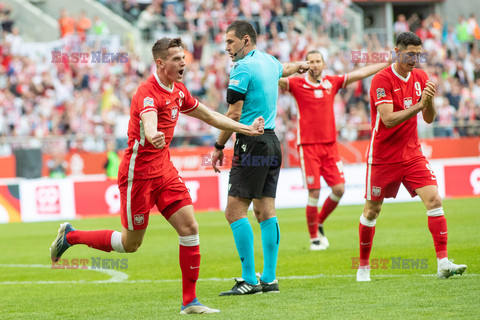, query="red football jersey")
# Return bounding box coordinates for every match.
[119,73,198,179]
[286,74,347,144]
[367,65,429,164]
